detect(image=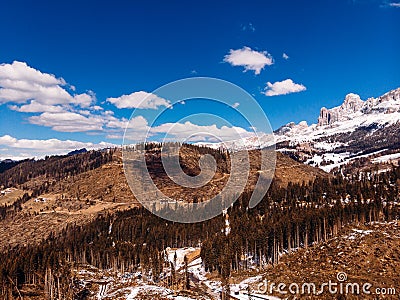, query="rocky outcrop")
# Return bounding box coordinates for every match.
[318,93,364,126]
[318,107,334,126]
[362,87,400,114]
[316,89,400,127]
[380,87,400,102]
